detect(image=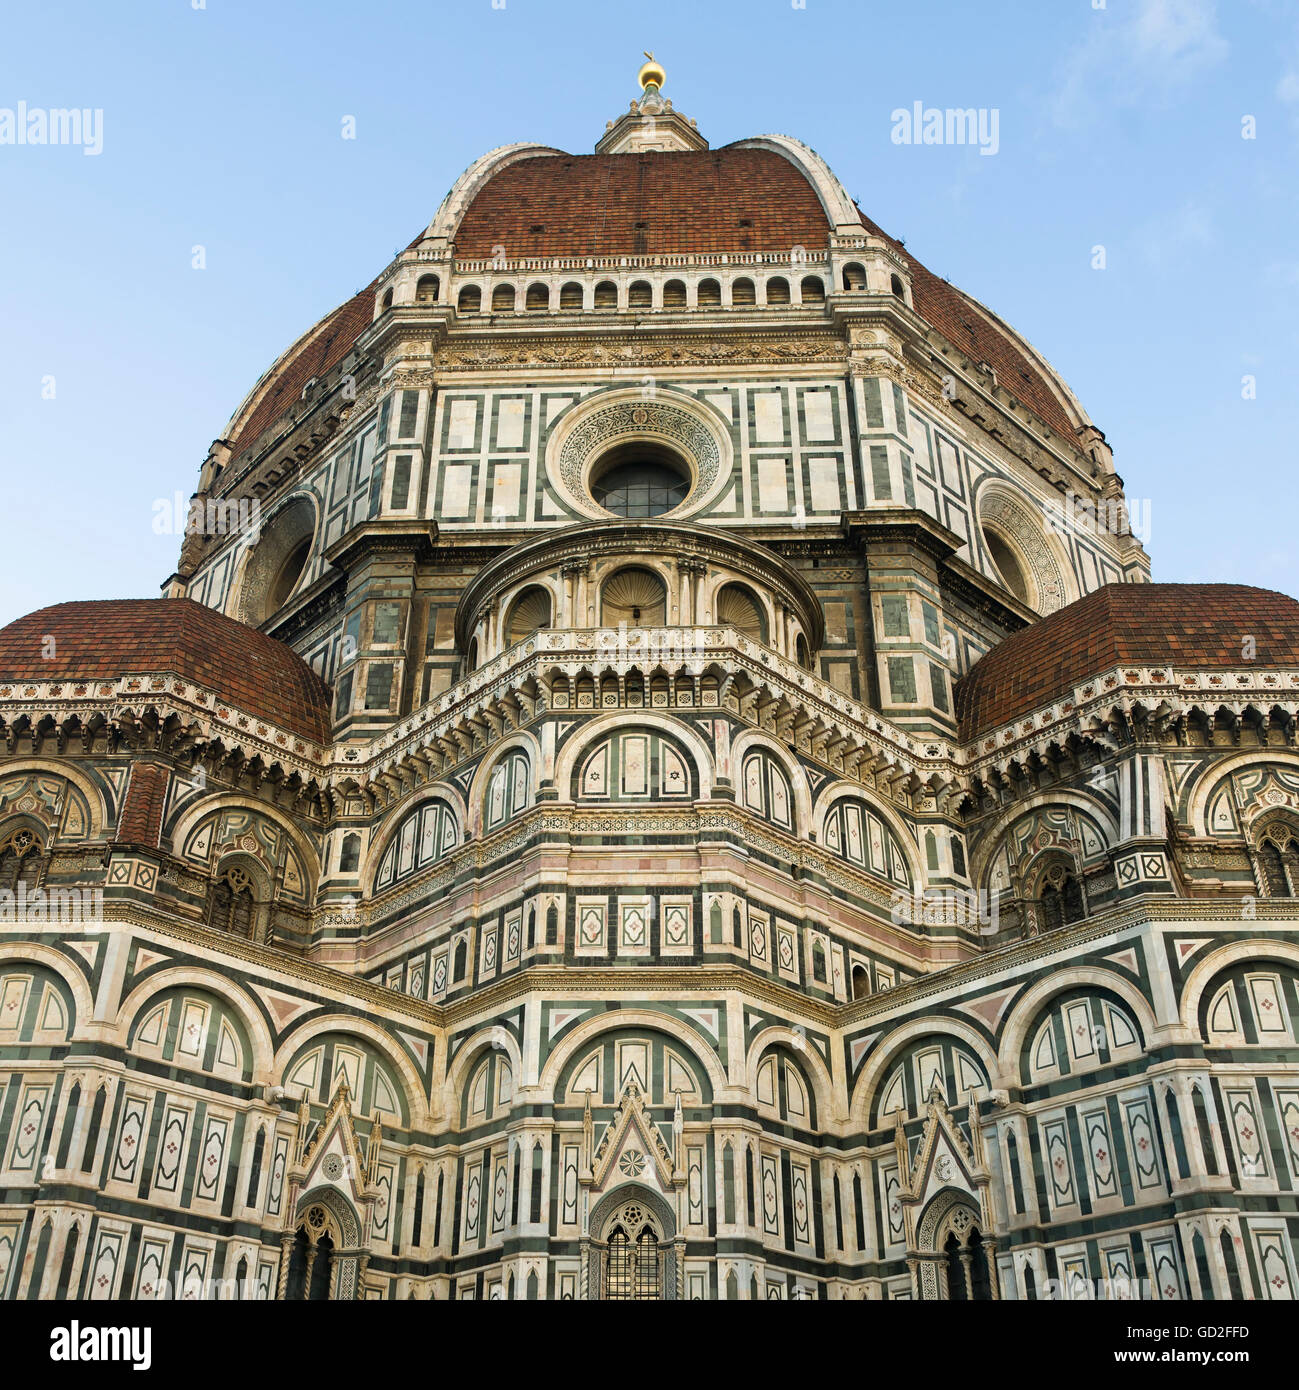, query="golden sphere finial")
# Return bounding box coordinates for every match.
[638,50,666,92]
